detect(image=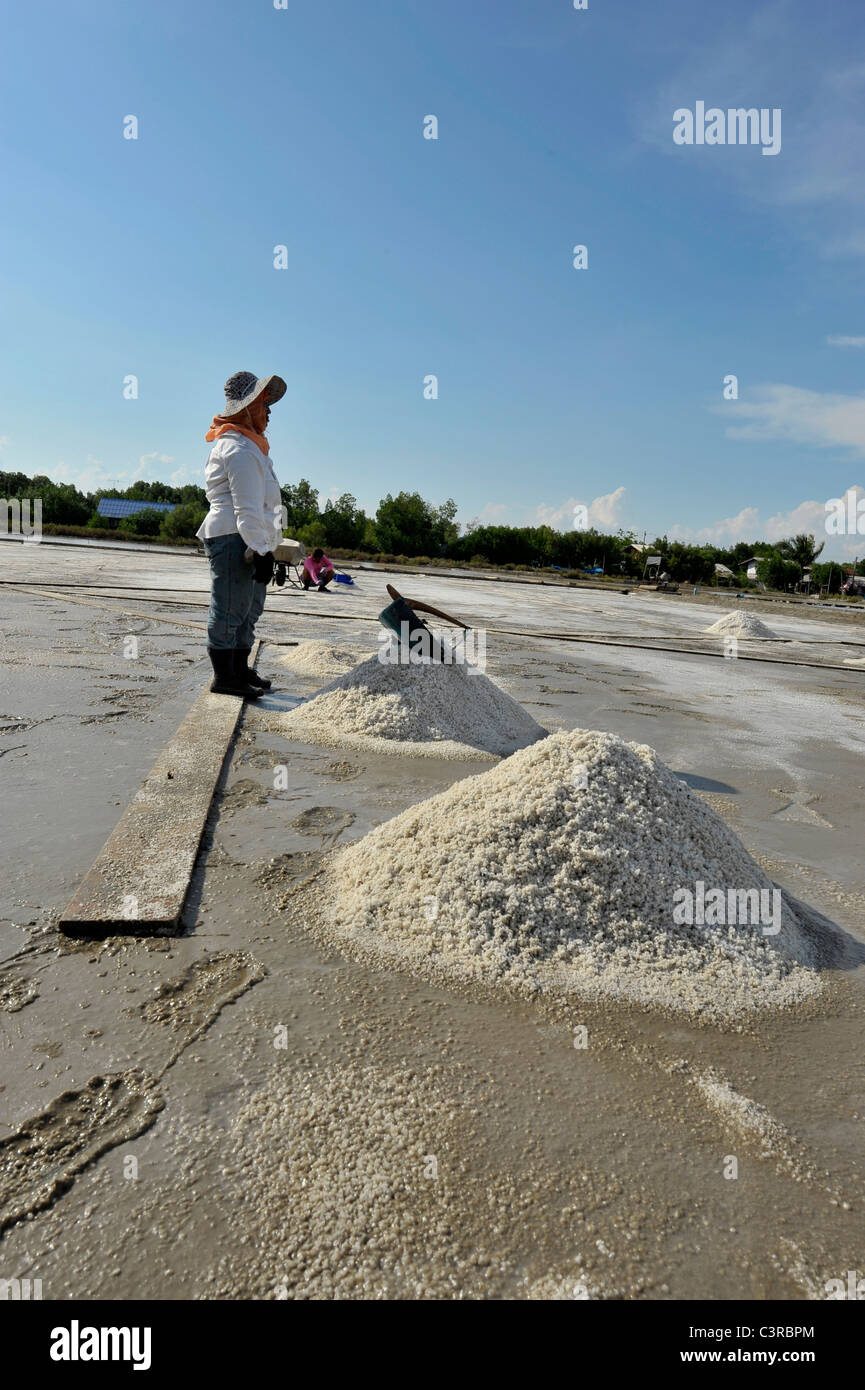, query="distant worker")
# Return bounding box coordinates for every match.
[302,548,335,591]
[197,370,287,698]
